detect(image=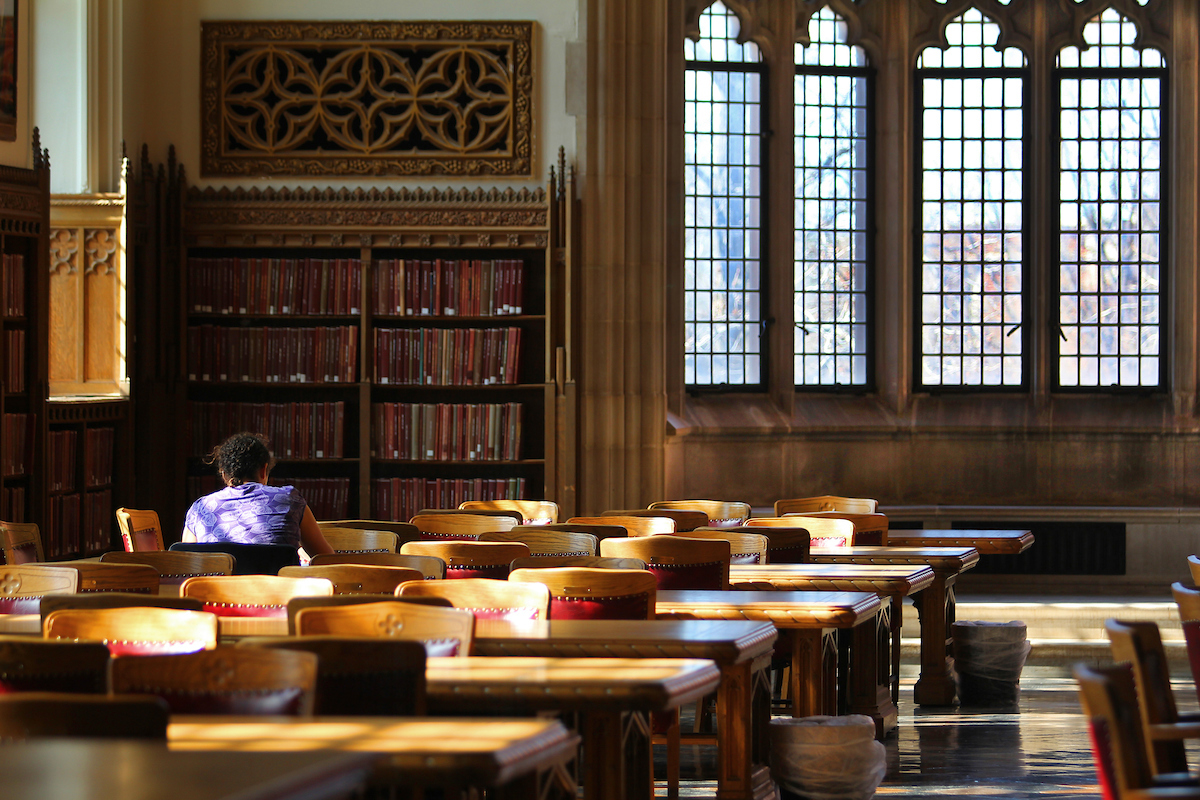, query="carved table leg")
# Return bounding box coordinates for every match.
[788,629,831,717]
[912,572,958,705]
[846,608,899,737]
[581,710,652,800]
[715,657,776,800]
